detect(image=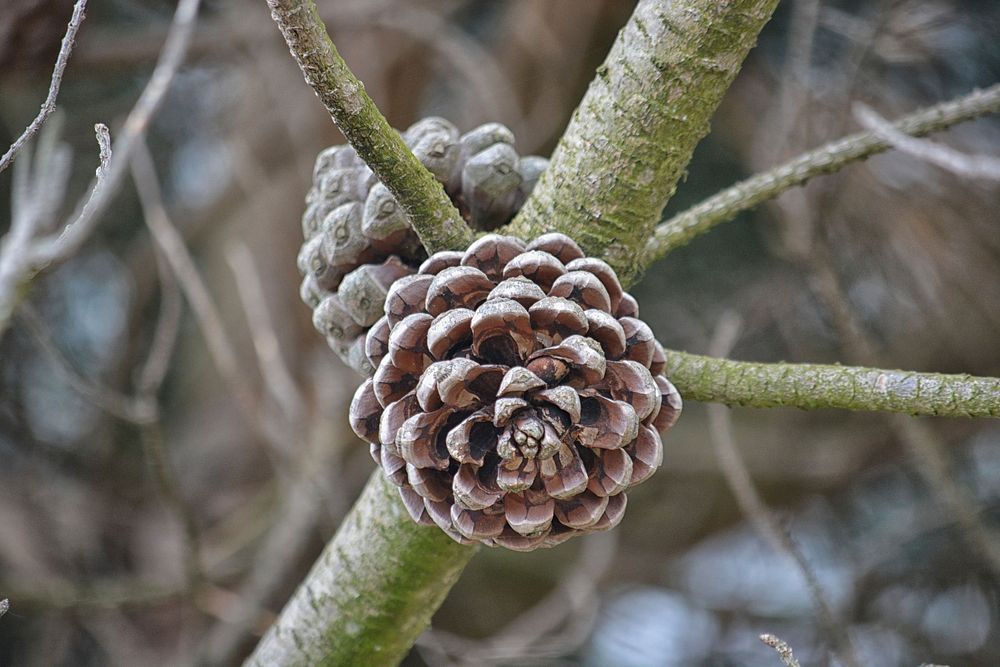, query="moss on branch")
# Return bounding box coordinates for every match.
[668,350,1000,418]
[245,474,476,667]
